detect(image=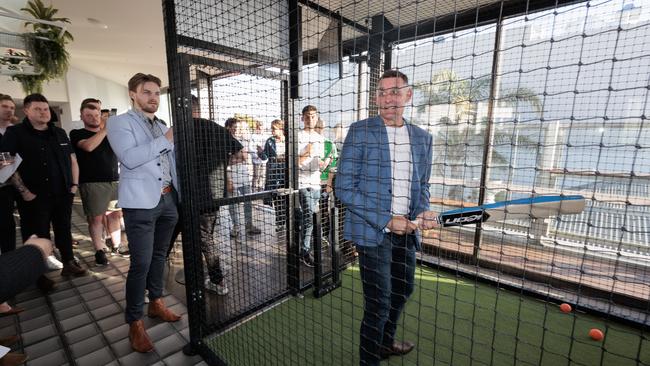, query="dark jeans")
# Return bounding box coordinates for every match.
[17,193,74,261]
[123,191,178,324]
[299,188,320,256]
[0,185,17,253]
[357,233,416,366]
